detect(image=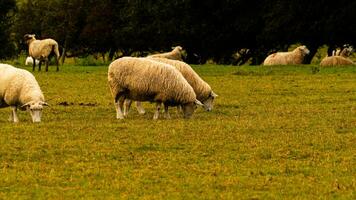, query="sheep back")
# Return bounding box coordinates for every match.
[148,57,212,101]
[108,57,196,105]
